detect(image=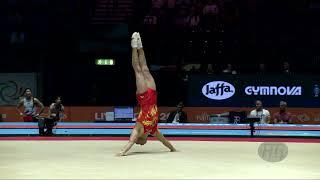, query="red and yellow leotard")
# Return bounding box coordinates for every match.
[136,88,159,135]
